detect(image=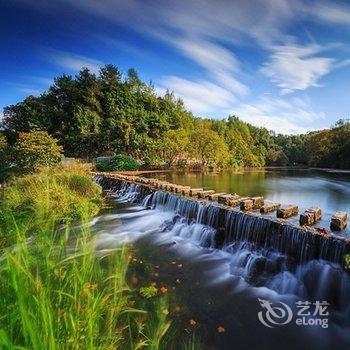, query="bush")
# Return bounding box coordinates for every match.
[96,154,139,171]
[143,154,163,168]
[12,131,63,173]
